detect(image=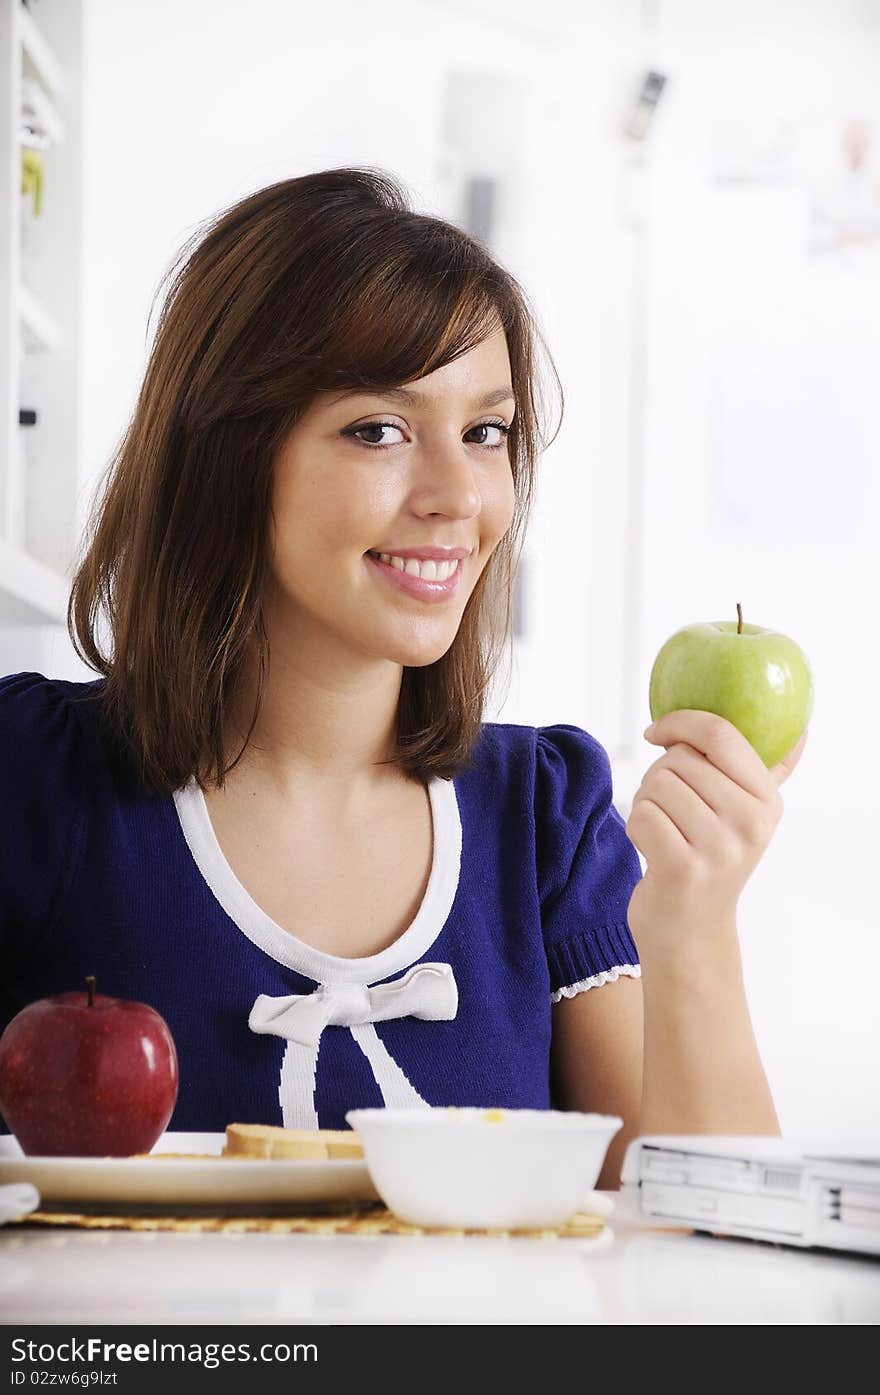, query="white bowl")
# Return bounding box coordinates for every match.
[346,1106,622,1229]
